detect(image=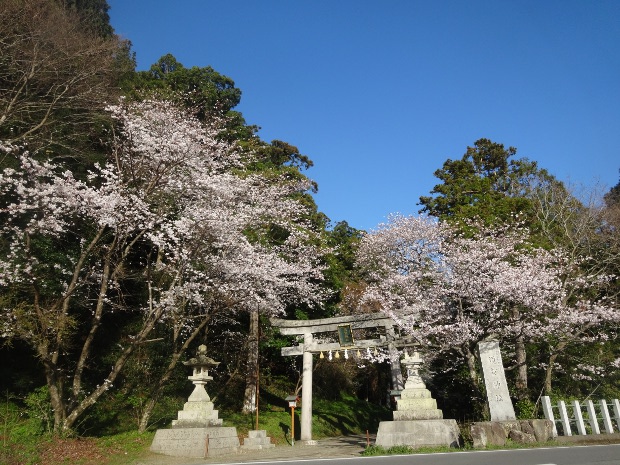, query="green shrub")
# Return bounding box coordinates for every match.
[515,398,536,419]
[362,445,387,456]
